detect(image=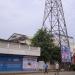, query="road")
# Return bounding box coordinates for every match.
[0,71,75,75]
